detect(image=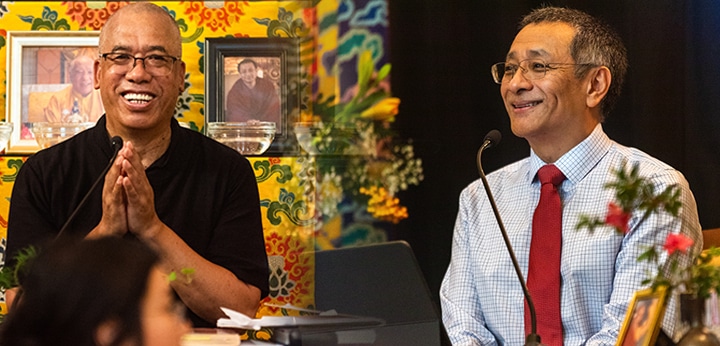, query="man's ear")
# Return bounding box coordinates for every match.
[95,319,120,346]
[586,66,611,108]
[94,59,102,89]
